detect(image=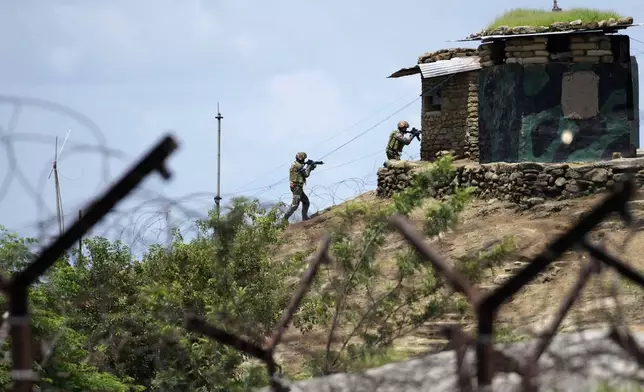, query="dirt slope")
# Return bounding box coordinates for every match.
[273,190,644,376]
